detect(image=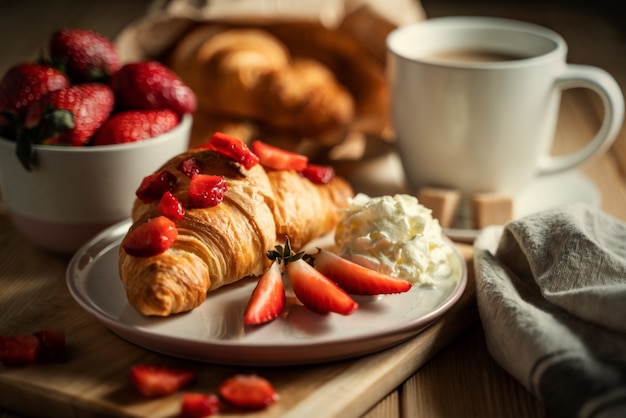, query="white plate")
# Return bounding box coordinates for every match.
[66,221,467,366]
[445,171,601,242]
